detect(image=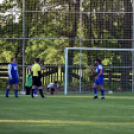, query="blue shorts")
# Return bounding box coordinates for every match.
[94,77,104,86]
[8,78,19,85]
